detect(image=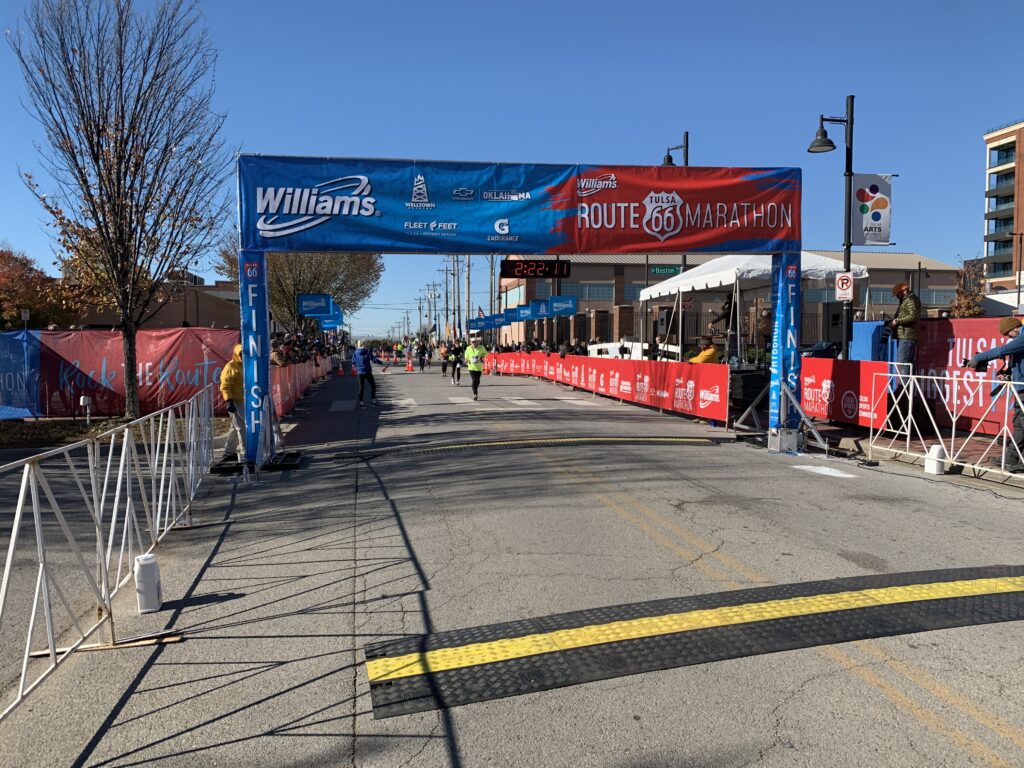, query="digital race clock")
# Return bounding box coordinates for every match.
[499,259,571,279]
